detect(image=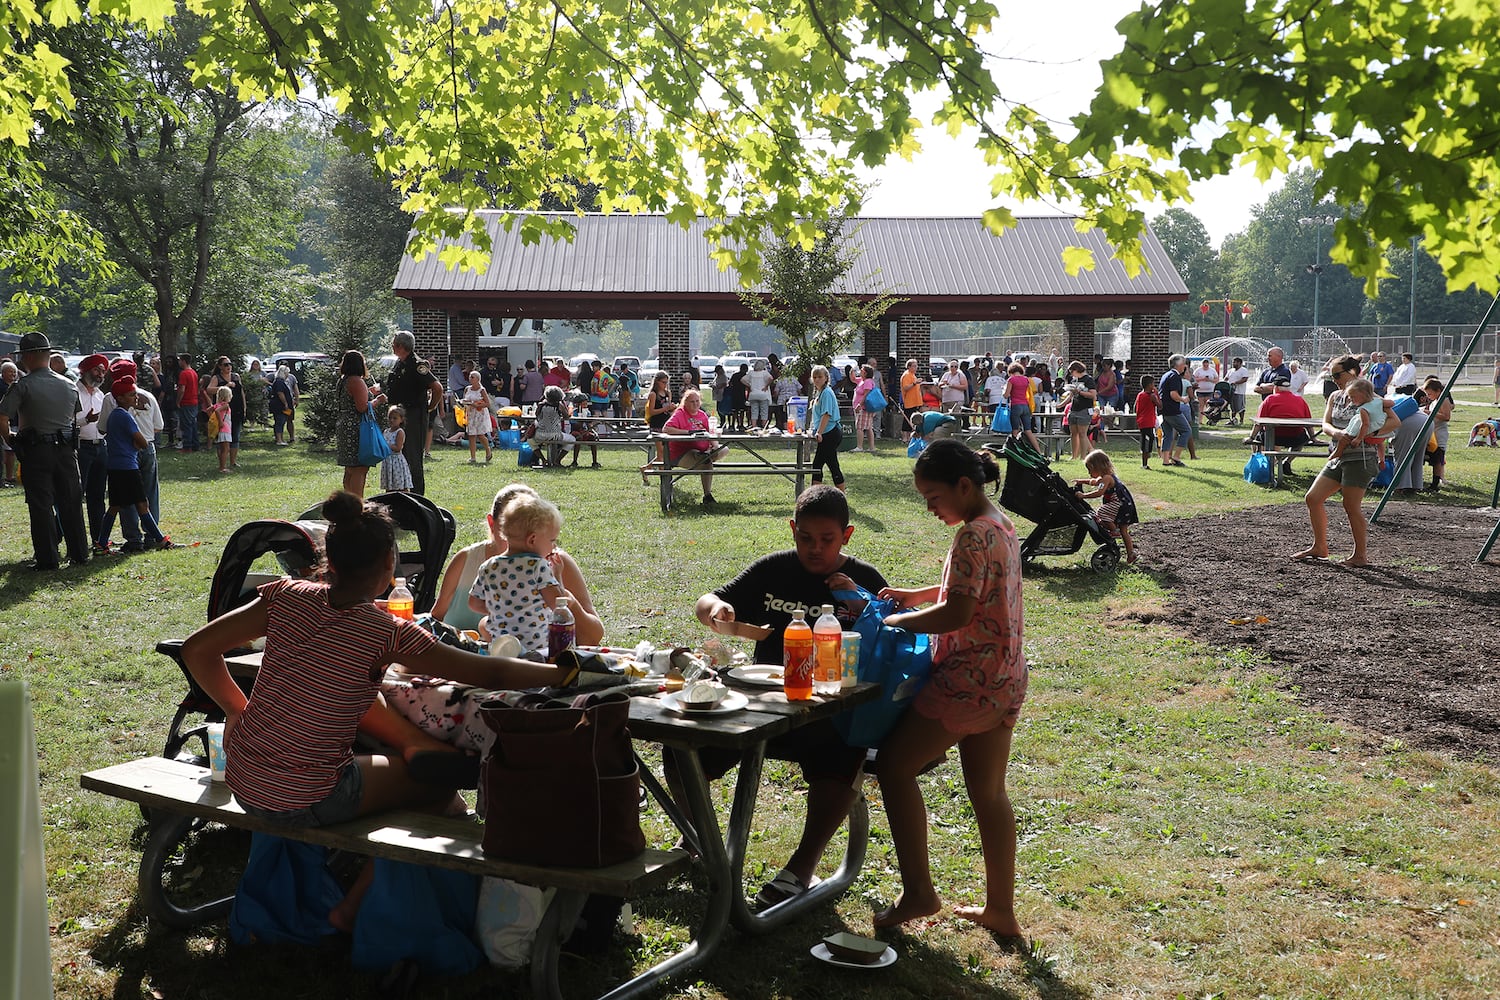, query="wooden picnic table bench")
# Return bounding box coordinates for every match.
[81,756,693,1000]
[644,432,813,511]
